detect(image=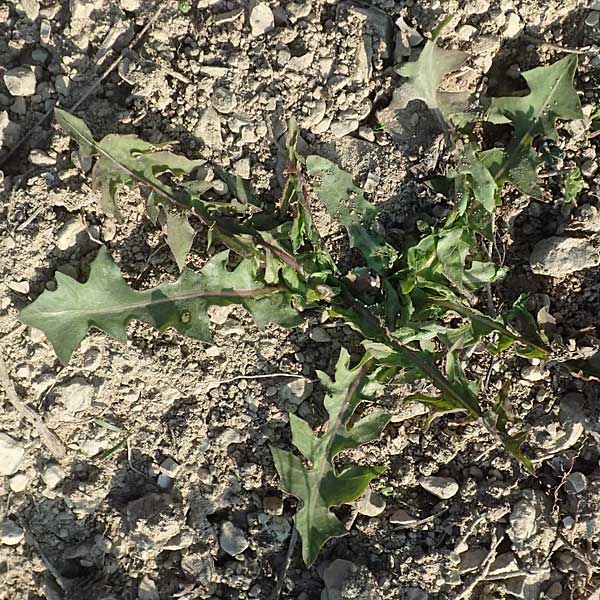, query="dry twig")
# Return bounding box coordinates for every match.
[0,347,67,461]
